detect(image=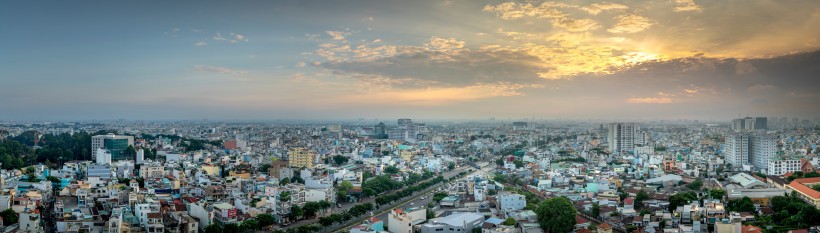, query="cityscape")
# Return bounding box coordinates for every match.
[2,1,820,233]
